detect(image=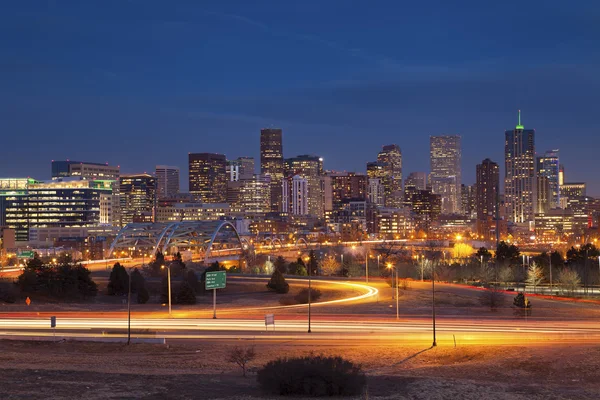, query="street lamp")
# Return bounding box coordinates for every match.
[308,257,312,333]
[387,263,399,320]
[432,258,437,347]
[127,267,132,345]
[365,251,369,283]
[160,265,171,317]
